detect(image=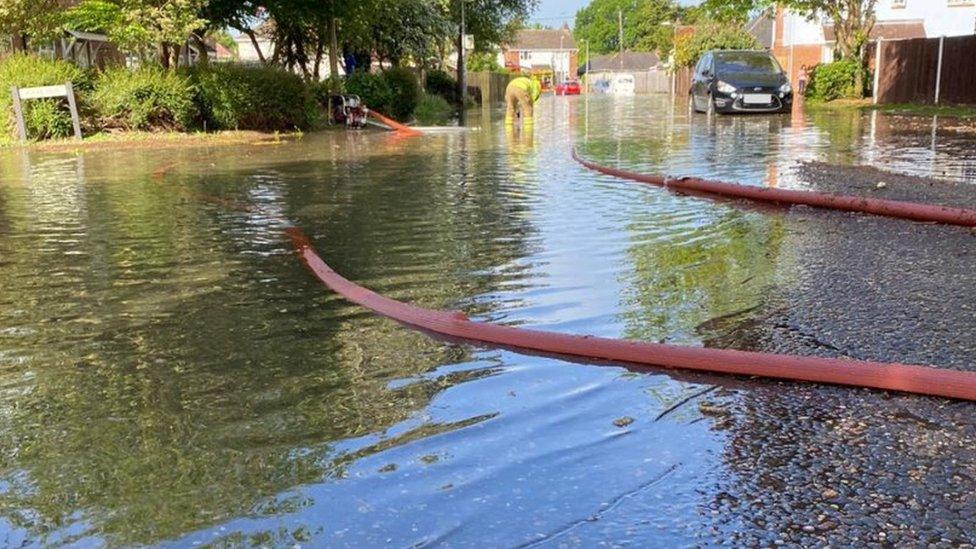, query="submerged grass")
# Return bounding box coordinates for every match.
[806,98,976,119]
[2,129,303,152]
